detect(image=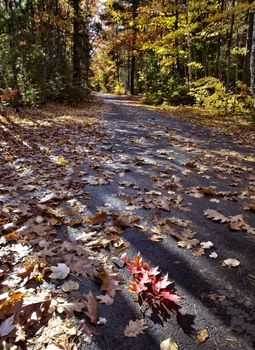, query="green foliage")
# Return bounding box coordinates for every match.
[190,77,253,114]
[114,81,125,95]
[0,0,94,107]
[95,0,255,115]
